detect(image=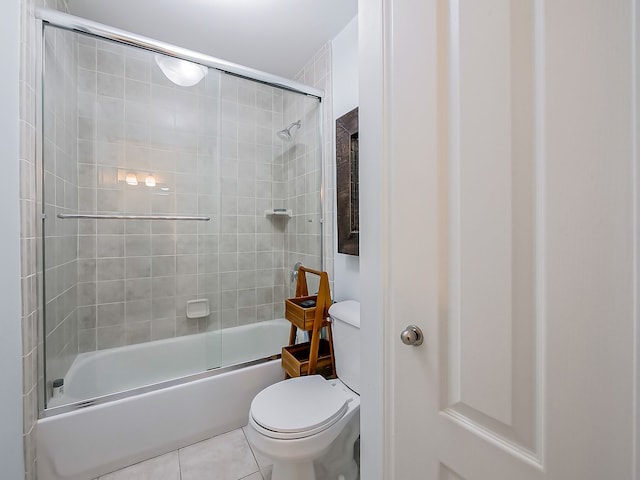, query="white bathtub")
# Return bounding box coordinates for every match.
[37,319,291,480]
[48,318,291,407]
